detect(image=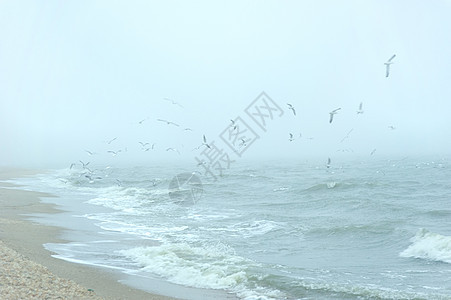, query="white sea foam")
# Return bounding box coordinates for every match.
[11,163,451,300]
[272,187,289,192]
[294,279,439,300]
[400,228,451,264]
[120,242,250,289]
[233,220,282,237]
[326,181,337,188]
[87,186,167,211]
[119,242,284,299]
